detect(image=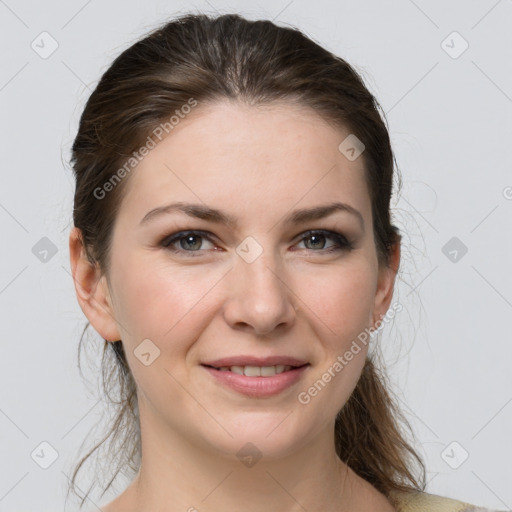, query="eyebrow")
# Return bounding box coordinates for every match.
[139,201,365,232]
